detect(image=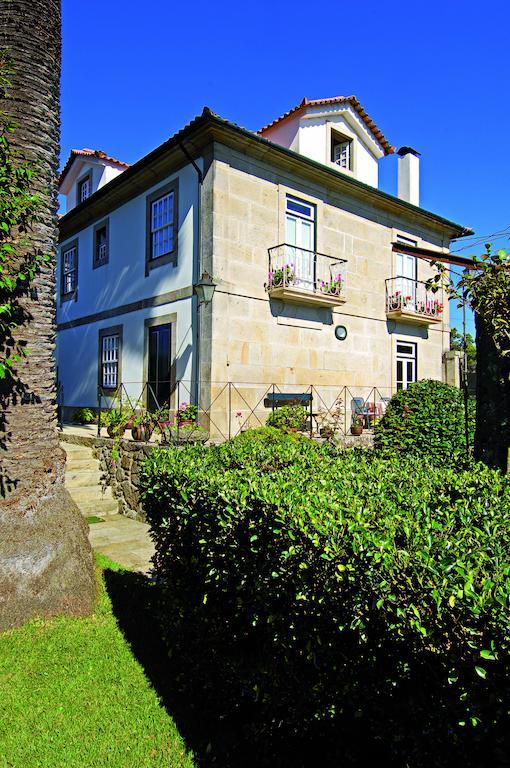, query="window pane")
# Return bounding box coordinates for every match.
[286,197,313,219]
